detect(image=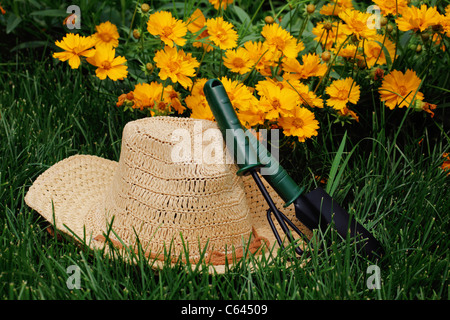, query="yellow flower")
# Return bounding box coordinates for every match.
[338,8,377,39]
[187,94,214,121]
[86,48,128,81]
[363,34,396,68]
[312,21,350,50]
[372,0,409,16]
[440,13,450,38]
[92,21,120,49]
[440,153,450,176]
[282,53,327,80]
[223,47,253,74]
[186,78,214,121]
[187,8,214,52]
[278,107,319,142]
[147,11,187,47]
[52,33,96,69]
[243,40,280,76]
[256,79,299,120]
[319,0,354,16]
[220,76,258,113]
[236,106,266,128]
[261,23,304,58]
[325,77,361,110]
[396,5,442,32]
[161,85,184,114]
[208,0,234,10]
[131,82,163,110]
[187,8,206,33]
[335,44,363,60]
[378,69,424,110]
[153,46,199,89]
[281,79,324,108]
[205,17,238,50]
